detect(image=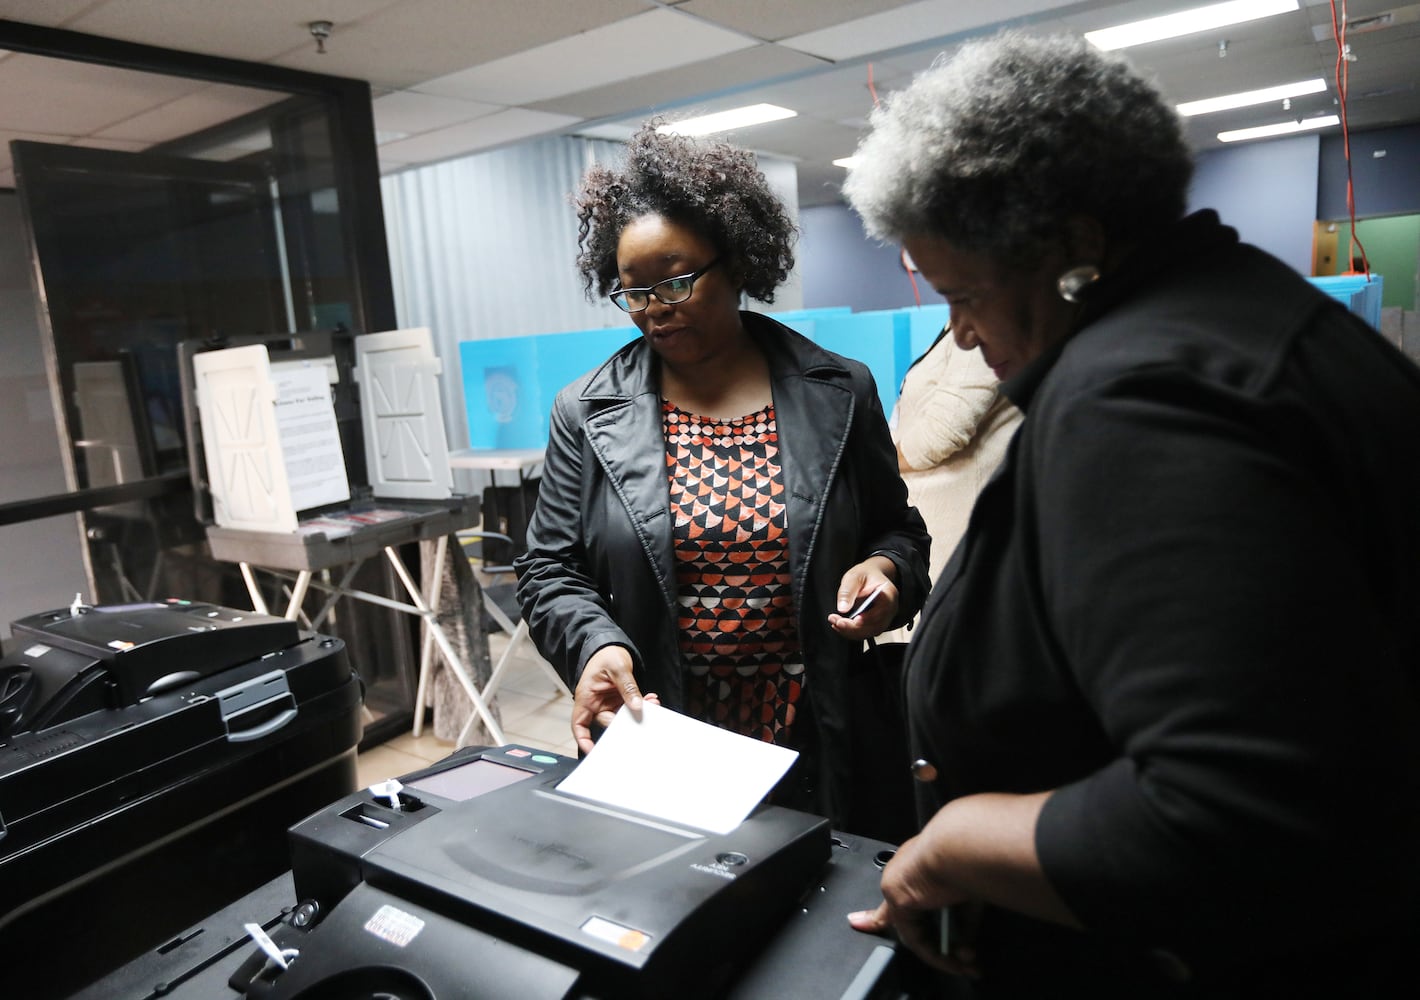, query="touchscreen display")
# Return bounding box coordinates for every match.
[406,758,537,801]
